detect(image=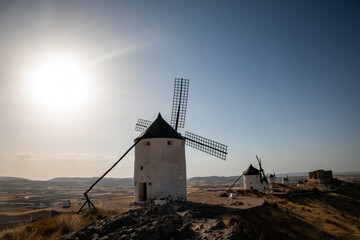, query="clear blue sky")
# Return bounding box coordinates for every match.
[0,0,359,180]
